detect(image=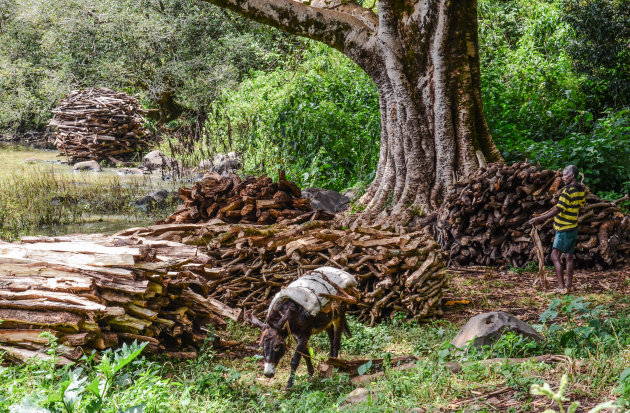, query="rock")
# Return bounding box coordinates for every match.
[197,158,213,170]
[142,150,182,172]
[342,187,362,202]
[72,160,102,172]
[149,190,169,203]
[116,168,145,176]
[134,190,172,212]
[24,158,44,164]
[302,188,350,213]
[212,159,242,177]
[451,311,543,349]
[342,388,372,406]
